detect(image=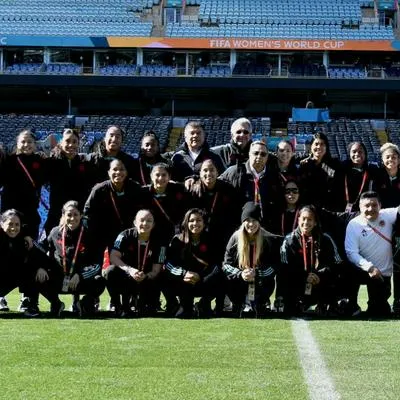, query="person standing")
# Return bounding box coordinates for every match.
[170,121,224,182]
[211,117,253,170]
[219,140,281,230]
